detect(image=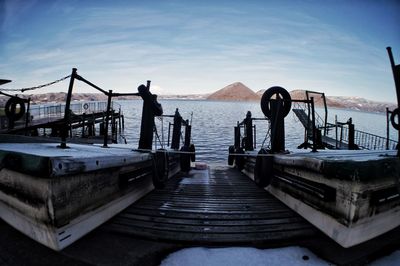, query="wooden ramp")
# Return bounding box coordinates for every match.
[103,165,317,244]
